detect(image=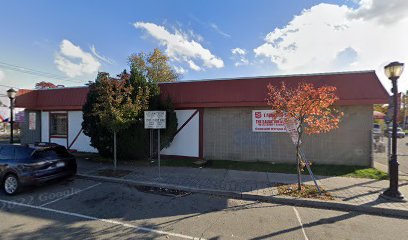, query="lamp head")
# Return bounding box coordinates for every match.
[6,88,17,100]
[384,62,404,80]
